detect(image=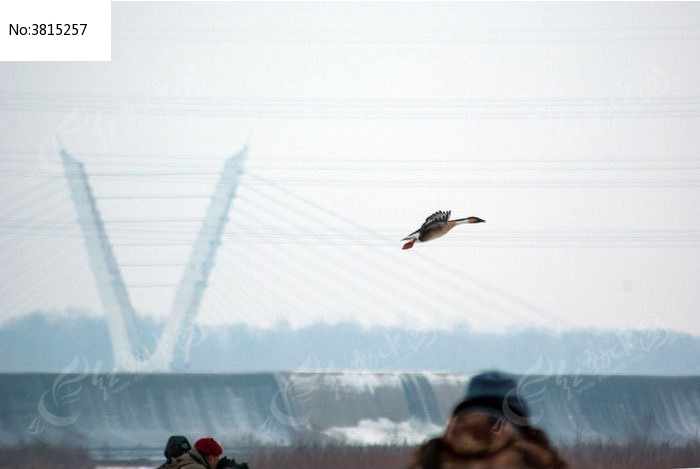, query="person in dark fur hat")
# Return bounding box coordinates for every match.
[157,435,192,469]
[409,371,567,469]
